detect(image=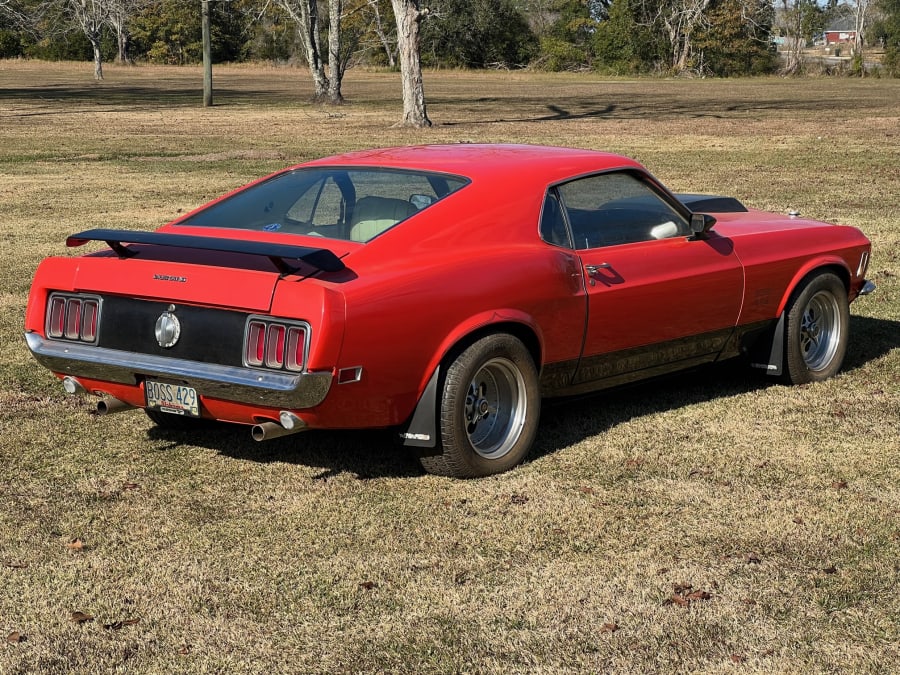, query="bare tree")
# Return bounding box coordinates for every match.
[390,0,430,127]
[368,0,395,66]
[66,0,111,80]
[327,0,343,103]
[274,0,346,103]
[0,0,32,28]
[661,0,712,72]
[852,0,873,55]
[107,0,144,64]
